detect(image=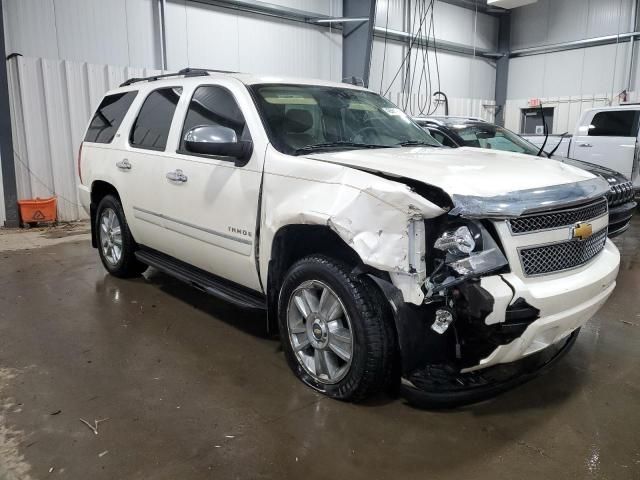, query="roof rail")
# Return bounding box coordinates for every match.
[119,67,237,87]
